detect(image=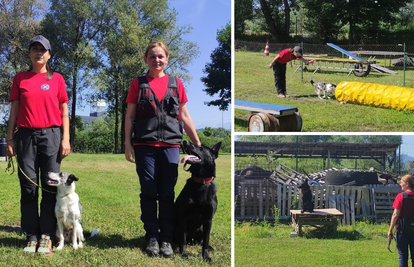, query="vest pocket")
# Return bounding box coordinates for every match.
[134,117,158,142]
[165,96,179,117]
